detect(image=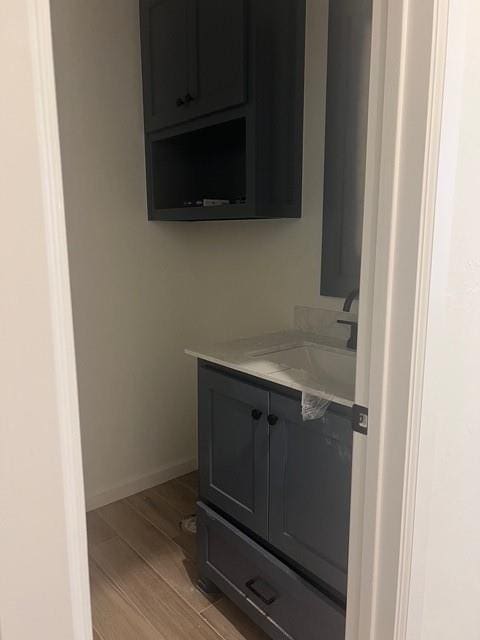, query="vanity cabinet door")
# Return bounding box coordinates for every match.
[268,394,353,599]
[198,366,269,538]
